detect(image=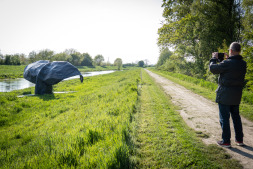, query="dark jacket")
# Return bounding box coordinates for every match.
[209,55,247,105]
